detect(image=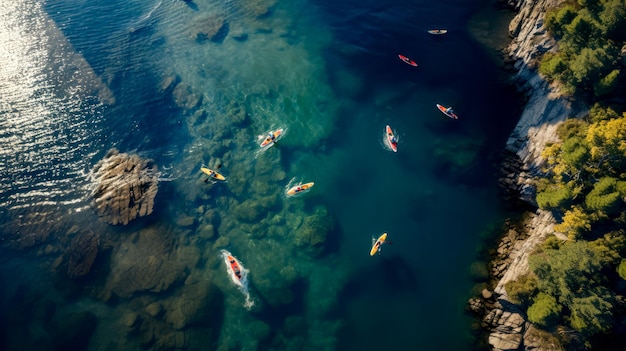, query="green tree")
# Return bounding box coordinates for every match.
[505,273,539,307]
[593,69,620,97]
[564,12,598,47]
[529,242,615,335]
[569,47,611,86]
[539,53,568,79]
[589,103,619,123]
[584,177,624,215]
[556,118,588,140]
[599,0,626,40]
[592,230,626,265]
[536,183,574,209]
[529,241,607,303]
[546,5,579,37]
[561,136,590,171]
[569,287,614,334]
[528,292,563,327]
